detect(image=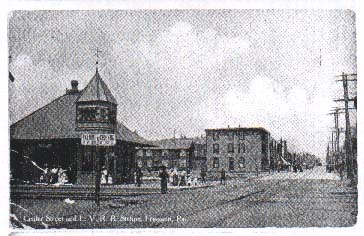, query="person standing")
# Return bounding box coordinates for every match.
[159,166,169,194]
[172,168,179,186]
[136,167,143,187]
[200,168,206,184]
[179,170,187,186]
[220,168,226,185]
